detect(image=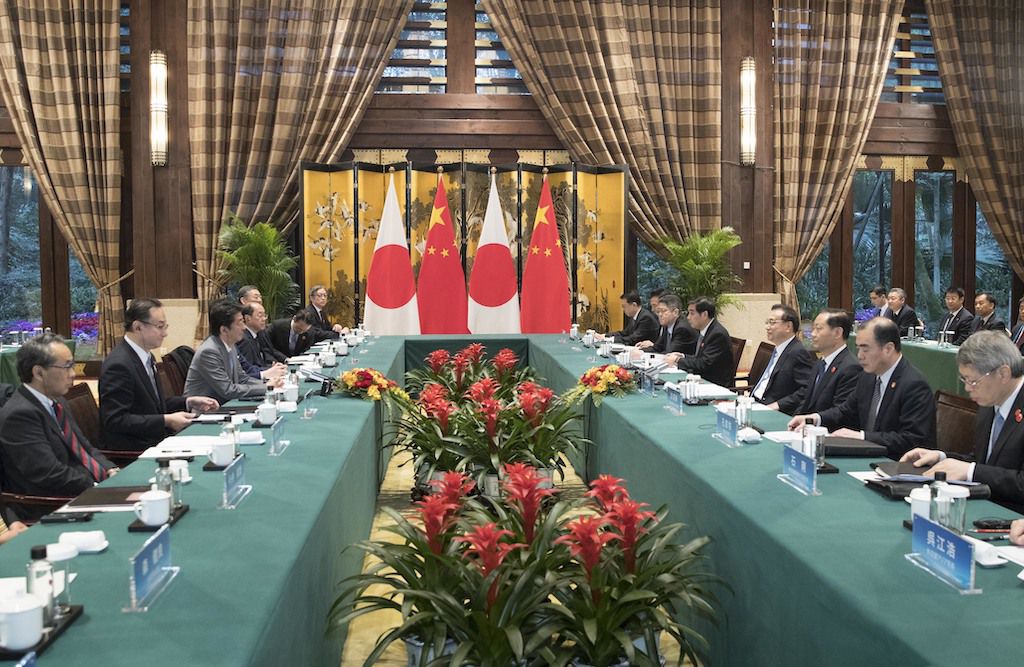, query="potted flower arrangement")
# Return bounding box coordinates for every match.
[565,364,638,407]
[335,367,406,402]
[331,466,719,667]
